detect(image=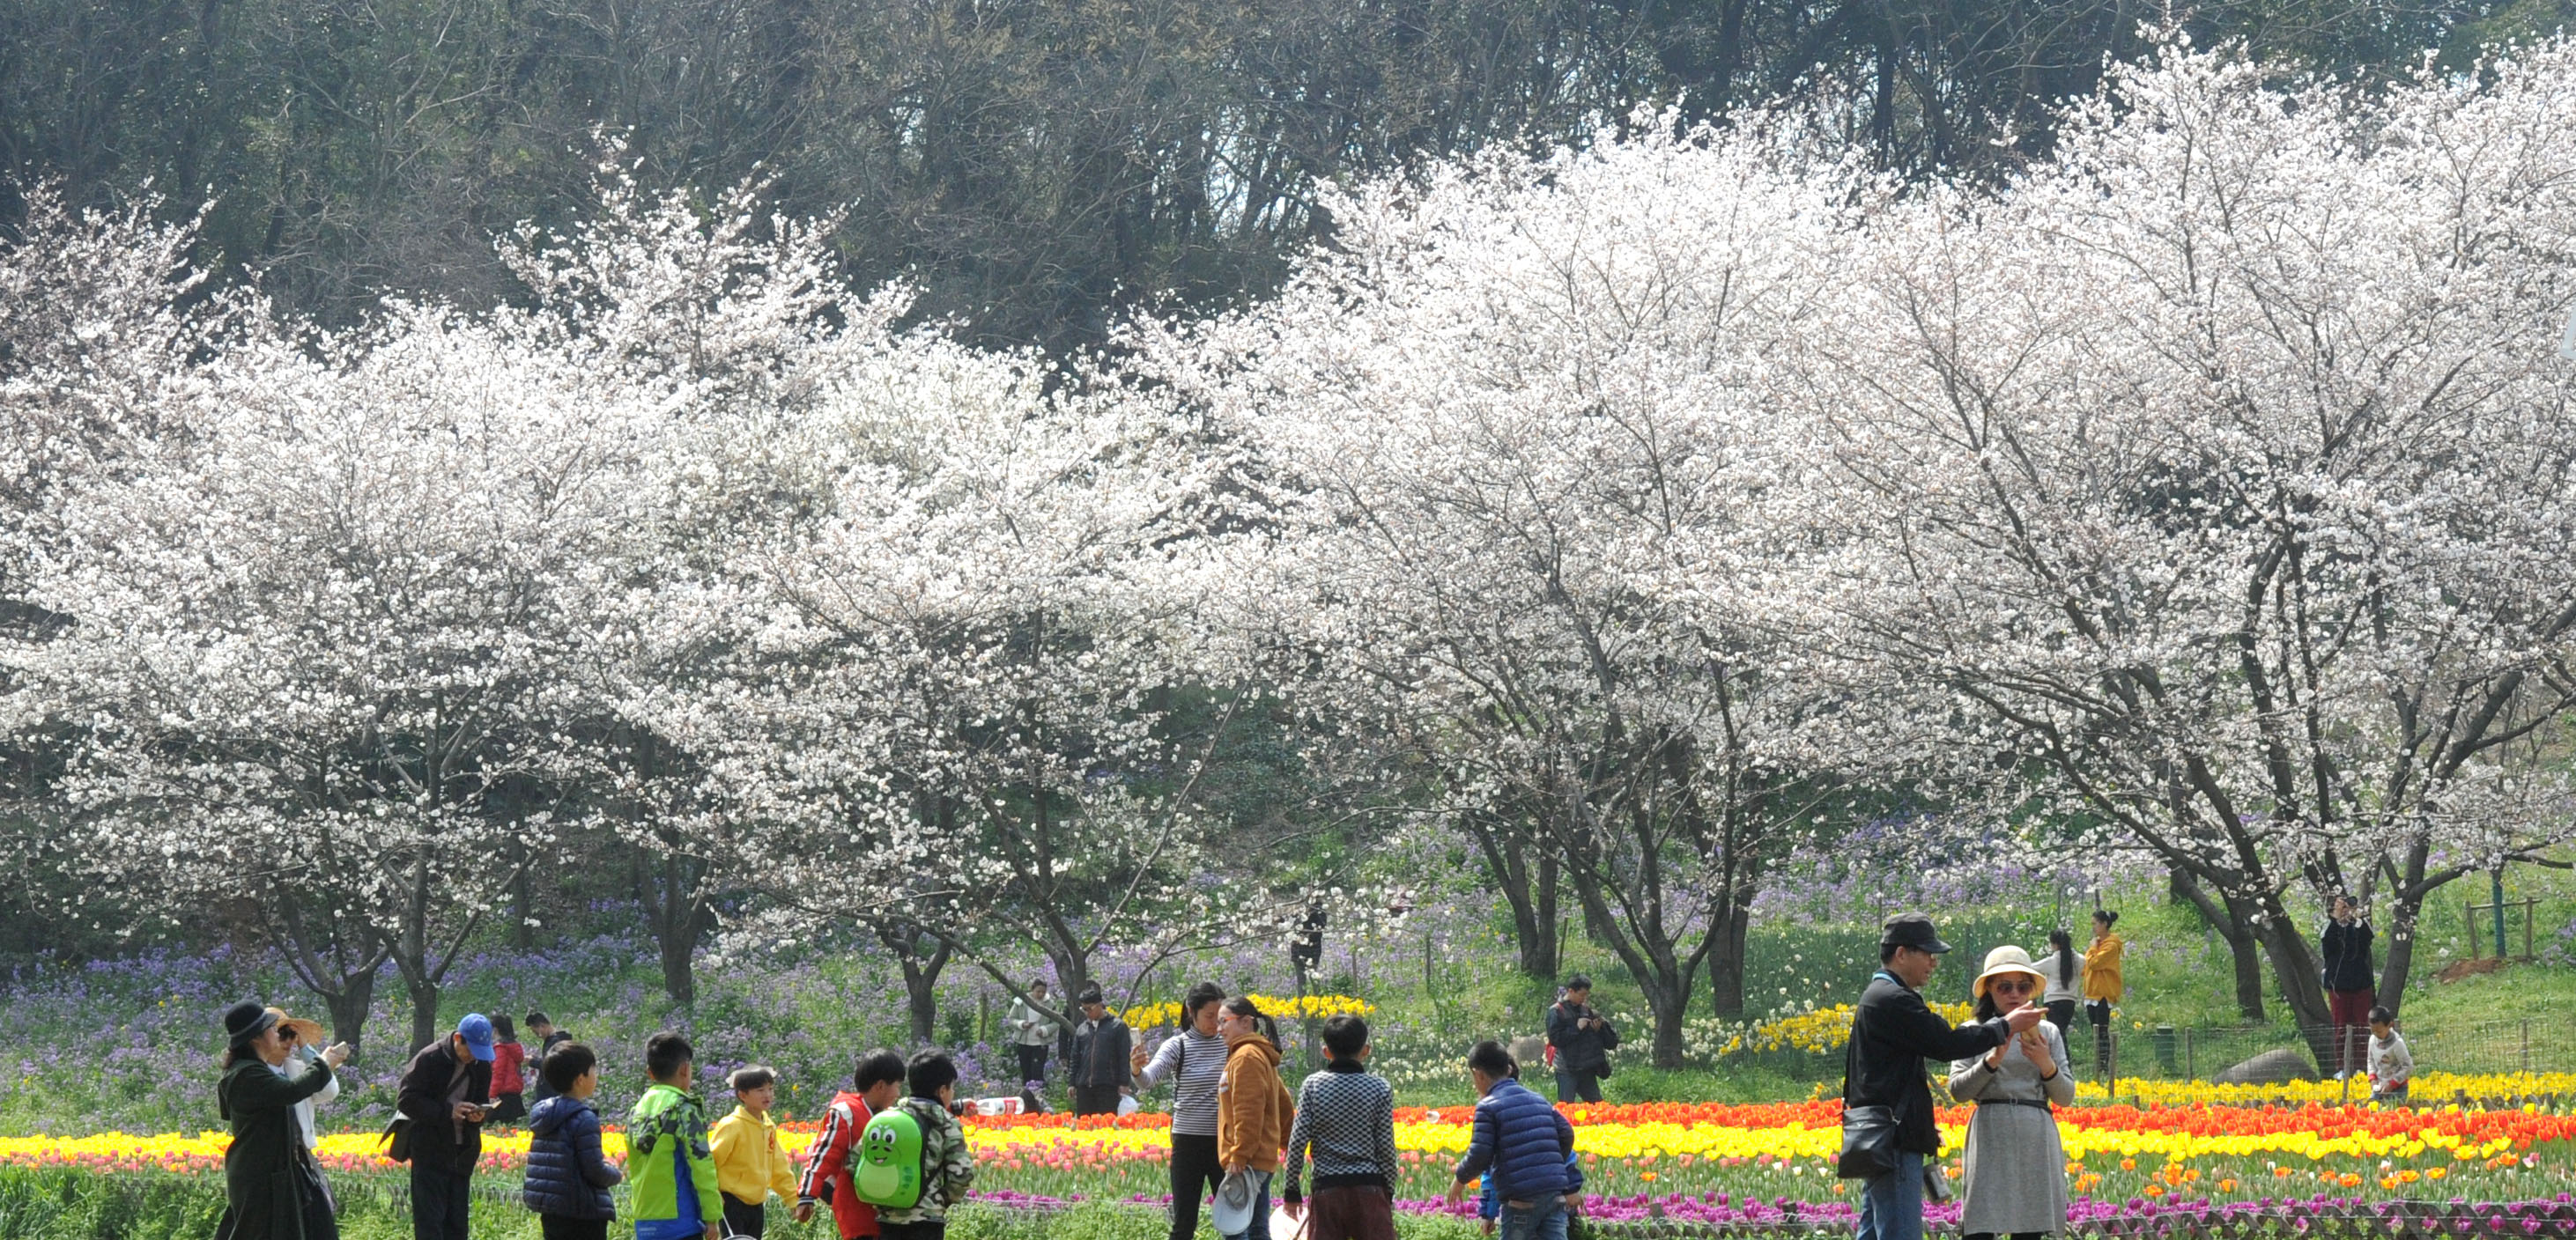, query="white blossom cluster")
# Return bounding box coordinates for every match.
[4,39,2574,1048]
